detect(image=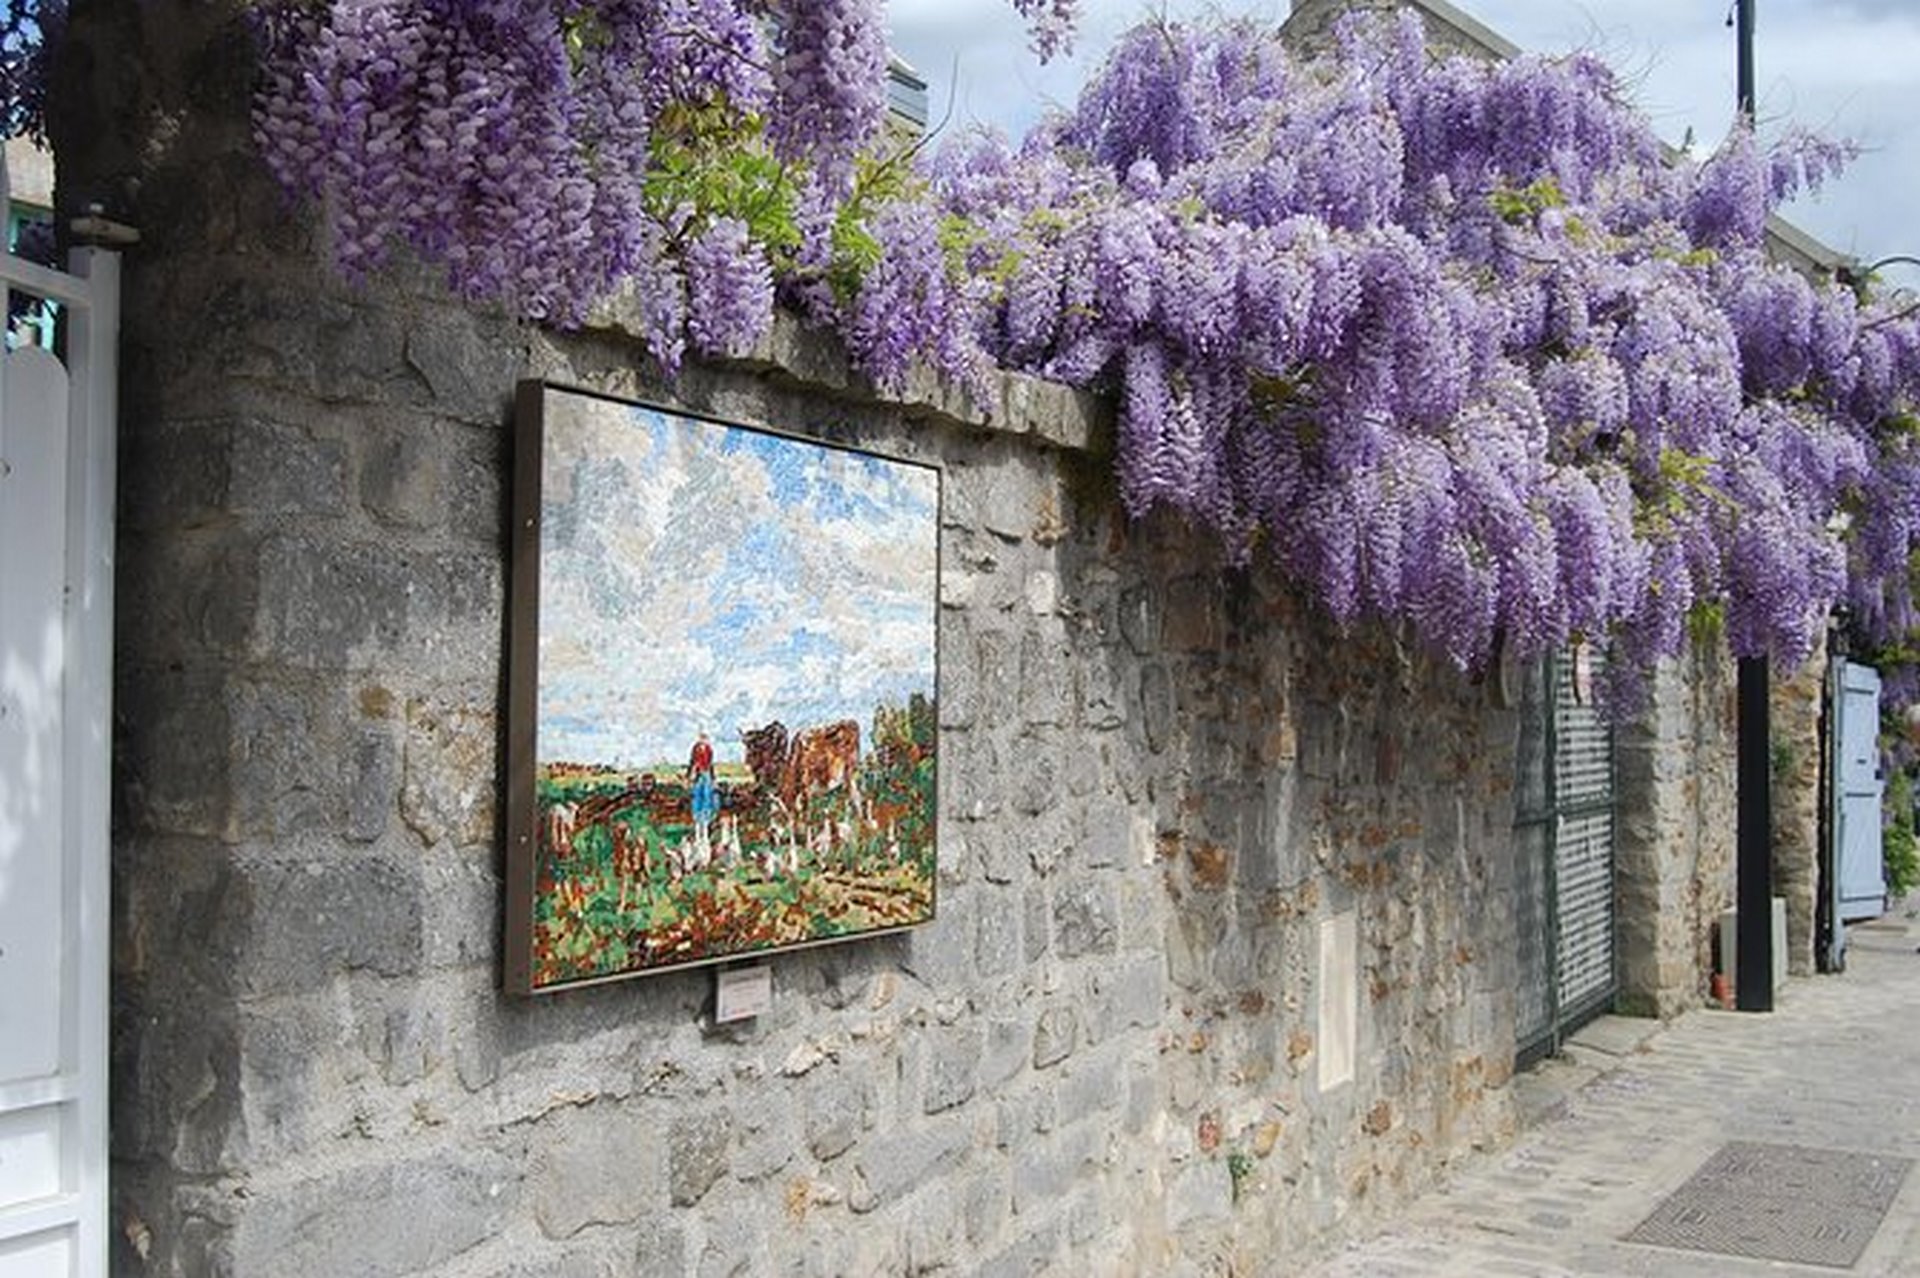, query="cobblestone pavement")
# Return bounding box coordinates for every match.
[1301,901,1920,1277]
